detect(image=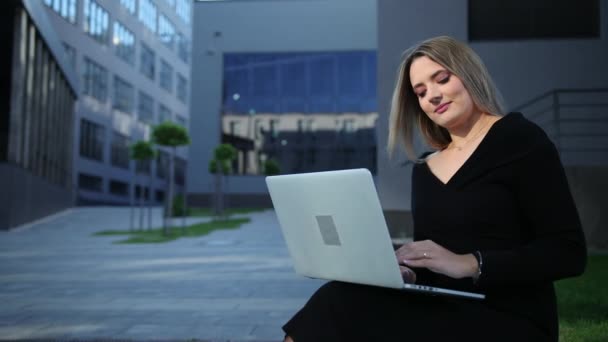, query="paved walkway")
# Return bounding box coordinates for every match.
[0,207,323,341]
